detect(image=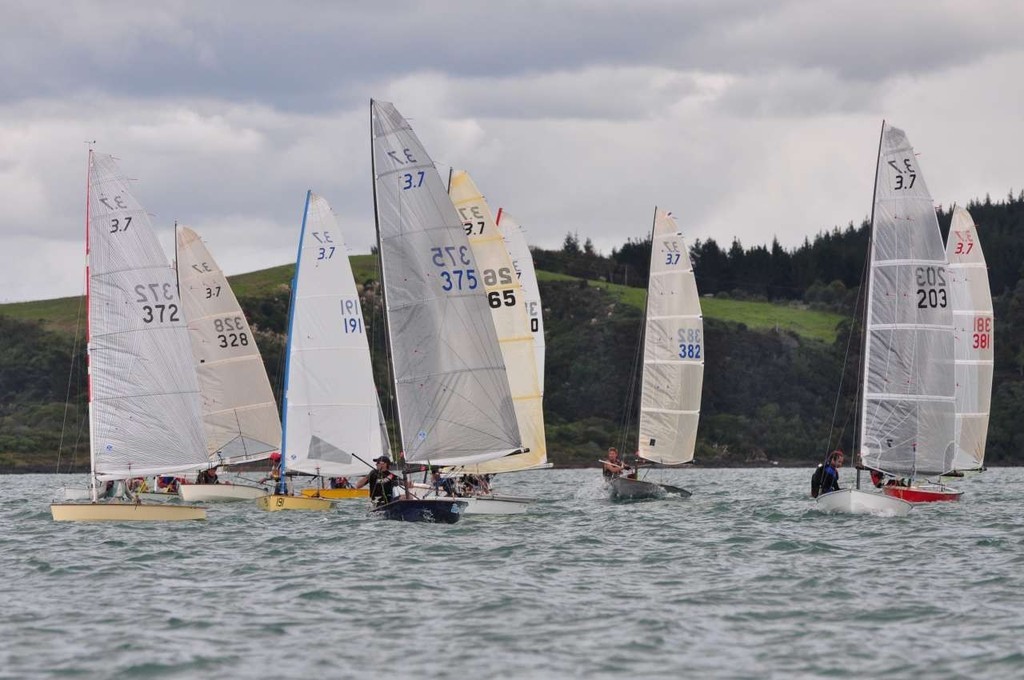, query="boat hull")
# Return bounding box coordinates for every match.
[462,494,532,515]
[300,488,369,500]
[608,476,691,501]
[50,502,207,522]
[816,489,912,516]
[372,499,468,523]
[179,484,269,502]
[882,485,963,503]
[256,494,333,511]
